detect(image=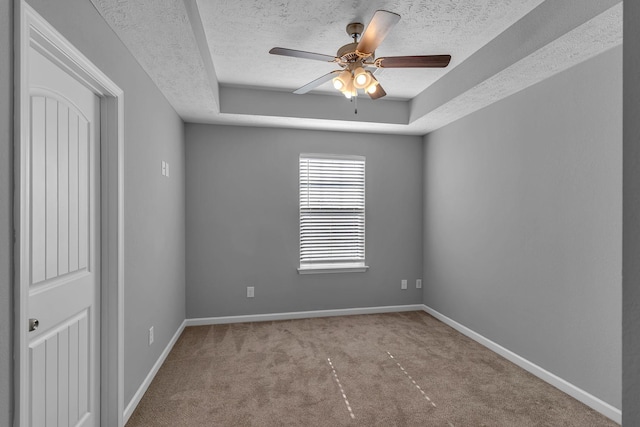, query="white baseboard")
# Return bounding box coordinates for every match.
[123,319,187,424]
[185,304,424,326]
[421,304,621,424]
